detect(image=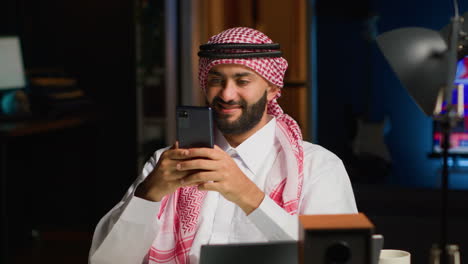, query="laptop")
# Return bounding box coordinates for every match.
[199,241,298,264]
